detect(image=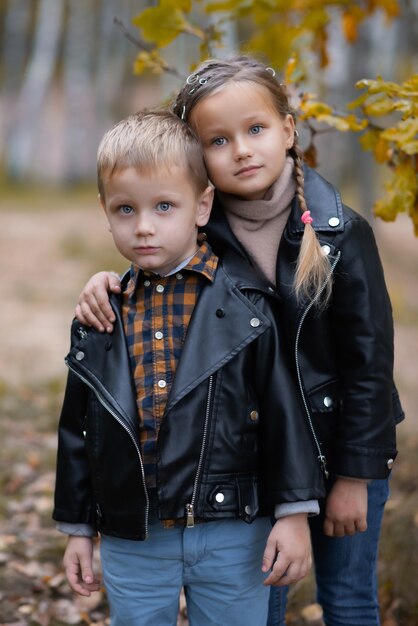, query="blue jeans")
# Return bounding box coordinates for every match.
[267,478,390,626]
[100,513,271,626]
